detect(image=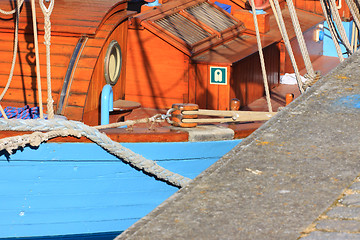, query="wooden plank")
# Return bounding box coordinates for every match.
[70,67,96,82]
[218,66,231,110]
[81,18,129,124]
[0,38,78,54]
[0,50,70,67]
[66,93,87,107]
[62,106,83,121]
[0,87,59,105]
[230,43,280,107]
[0,63,67,79]
[233,9,270,33]
[305,0,316,14]
[193,63,208,109]
[0,74,63,90]
[188,64,196,104]
[0,0,127,36]
[67,80,93,94]
[124,95,185,109]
